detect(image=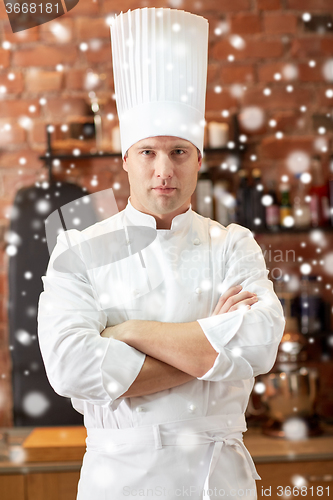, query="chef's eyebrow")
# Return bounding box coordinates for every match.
[136,144,189,150]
